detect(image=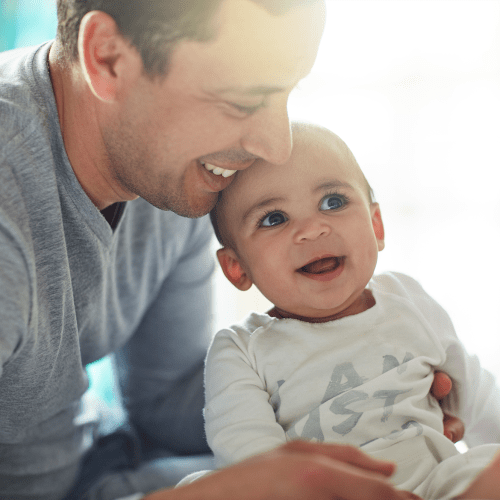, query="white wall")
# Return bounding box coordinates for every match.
[214,0,500,383]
